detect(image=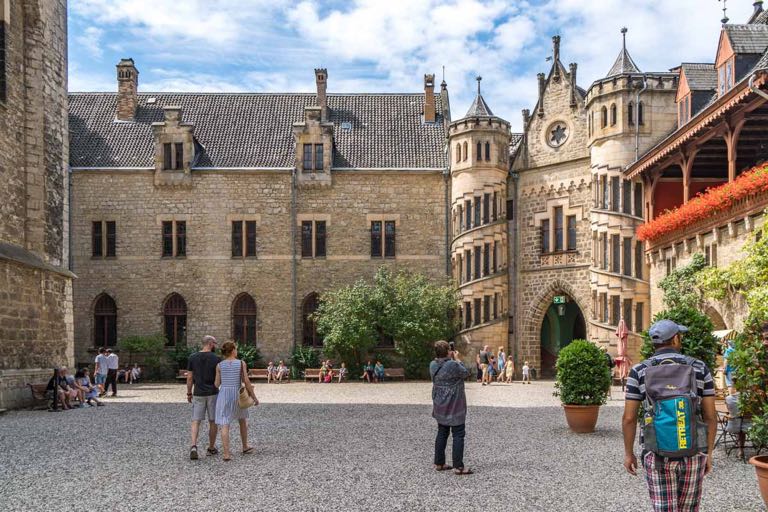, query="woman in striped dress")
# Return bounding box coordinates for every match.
[214,341,258,461]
